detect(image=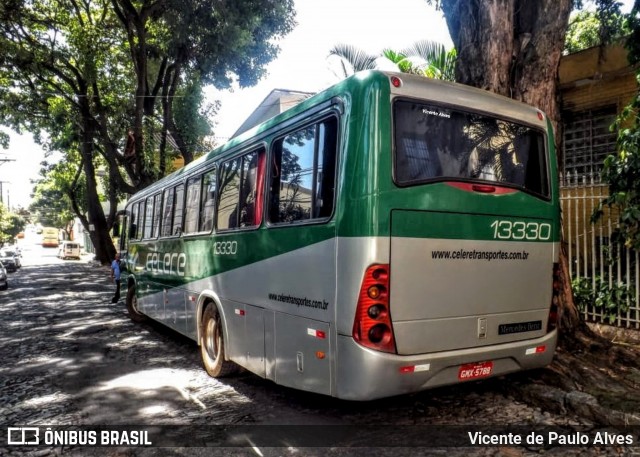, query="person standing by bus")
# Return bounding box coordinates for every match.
[110,252,121,303]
